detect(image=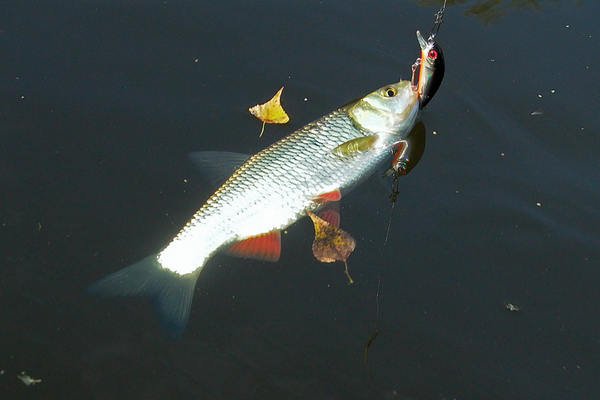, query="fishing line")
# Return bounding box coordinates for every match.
[367,0,448,376]
[383,173,401,245]
[429,0,447,40]
[364,275,382,366]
